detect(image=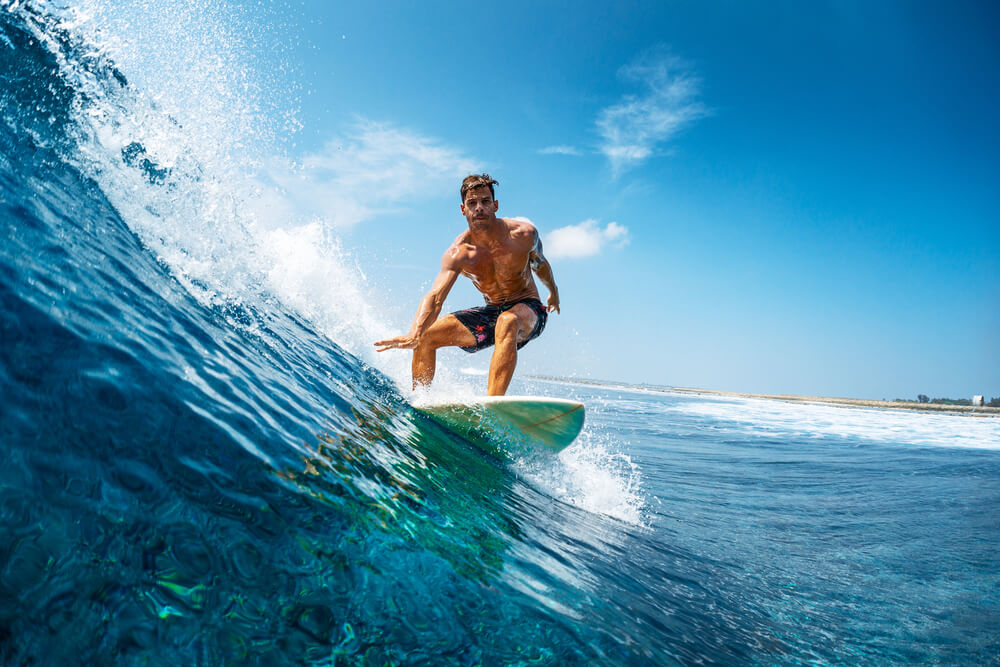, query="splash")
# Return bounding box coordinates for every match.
[534,432,647,525]
[19,0,399,372]
[512,387,650,525]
